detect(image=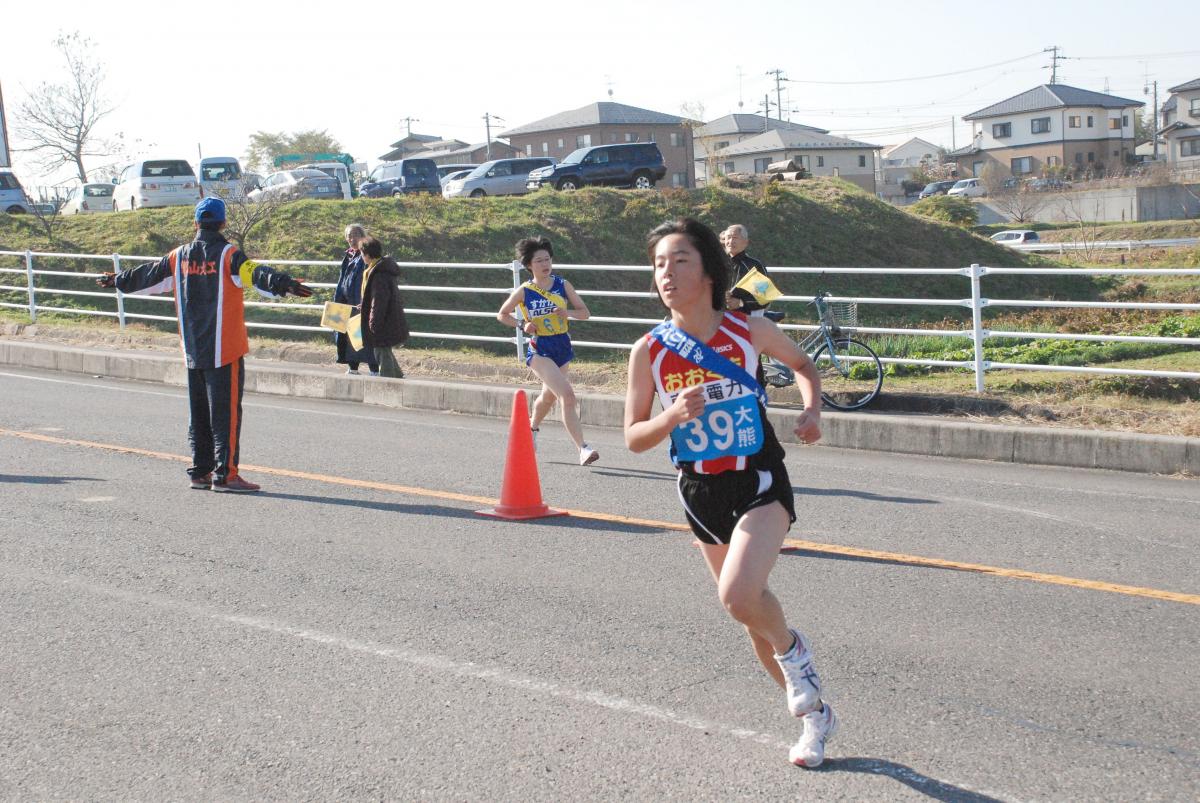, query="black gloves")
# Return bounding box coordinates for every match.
[283,278,313,298]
